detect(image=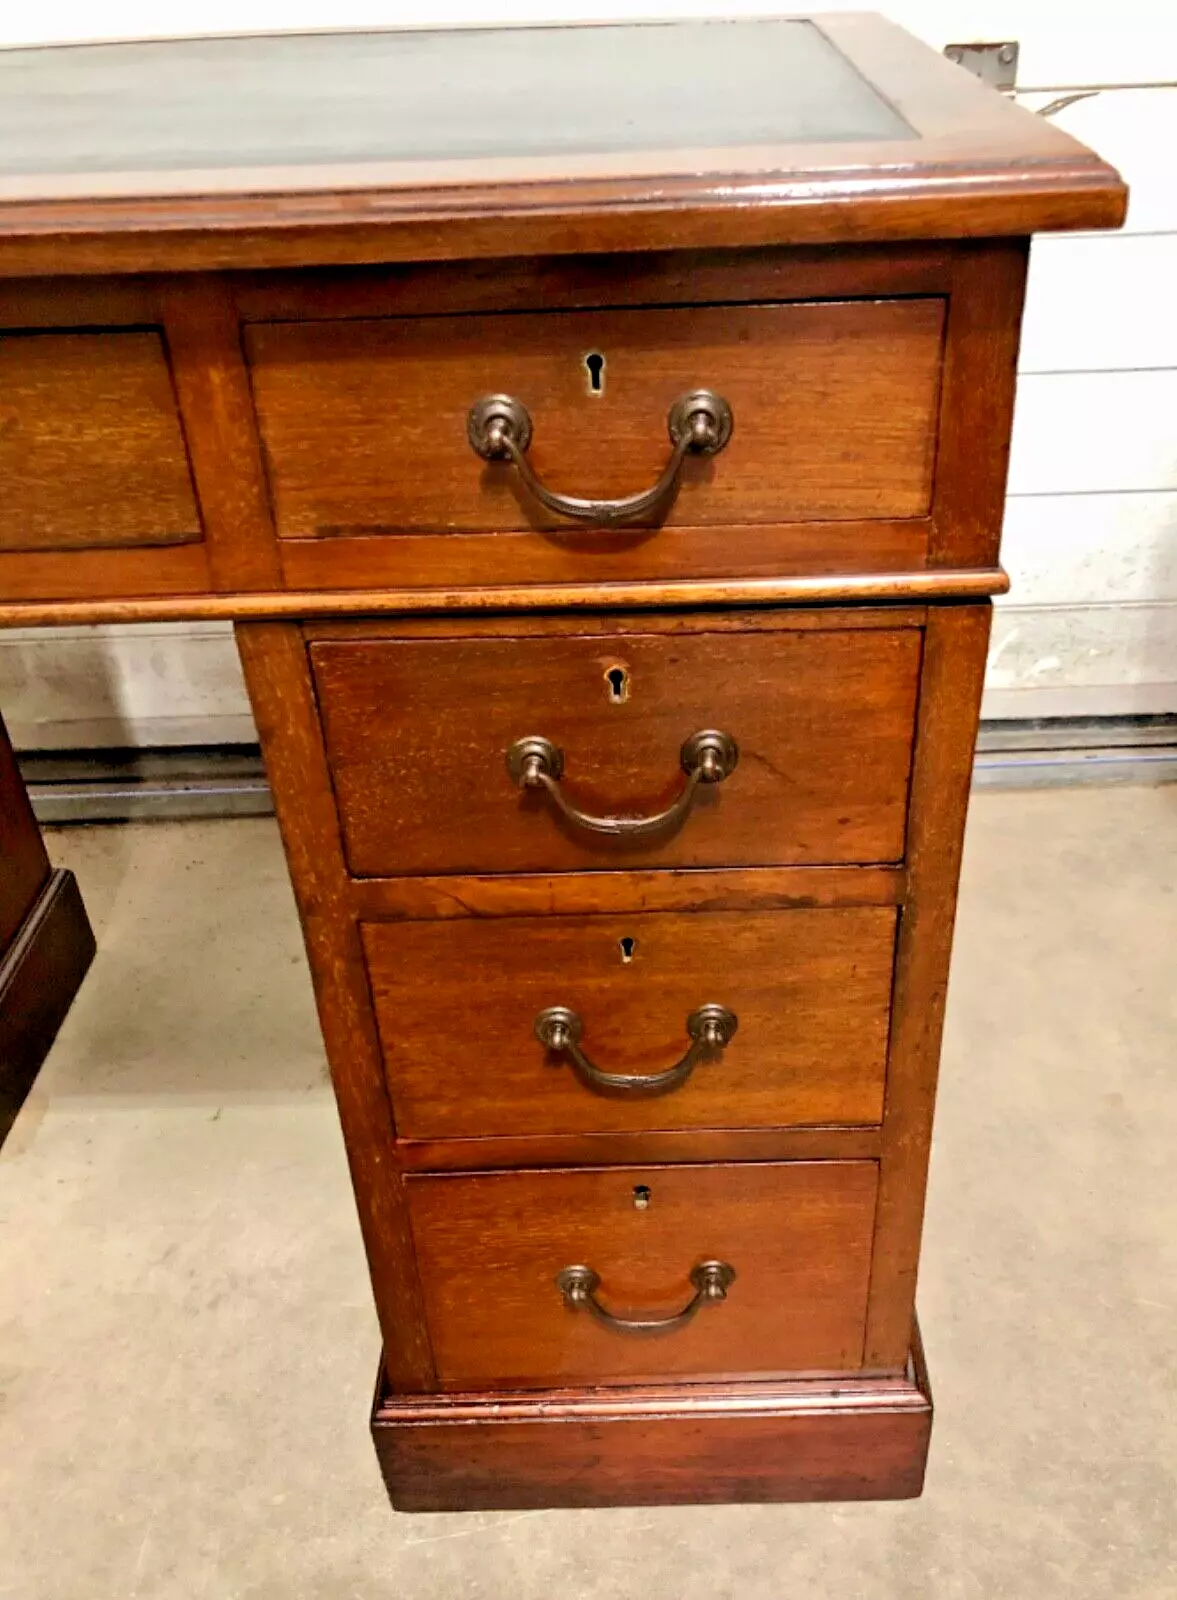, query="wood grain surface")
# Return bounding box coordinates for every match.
[930,241,1029,569]
[231,243,954,323]
[246,299,945,540]
[363,906,897,1138]
[0,15,1126,1513]
[864,602,992,1367]
[347,863,906,923]
[157,278,282,591]
[0,565,1006,622]
[393,1127,883,1173]
[0,330,200,553]
[374,1335,932,1509]
[310,620,923,876]
[406,1160,877,1388]
[235,622,436,1391]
